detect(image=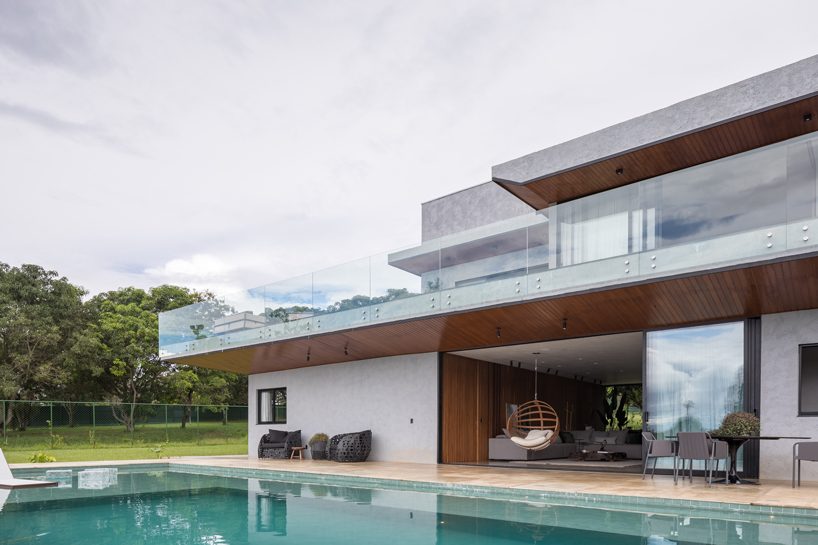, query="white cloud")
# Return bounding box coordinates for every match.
[144,254,233,282]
